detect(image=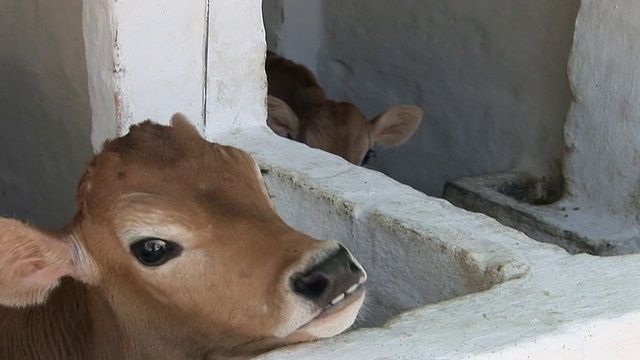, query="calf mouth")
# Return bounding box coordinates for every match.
[297,278,366,333]
[314,282,365,321]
